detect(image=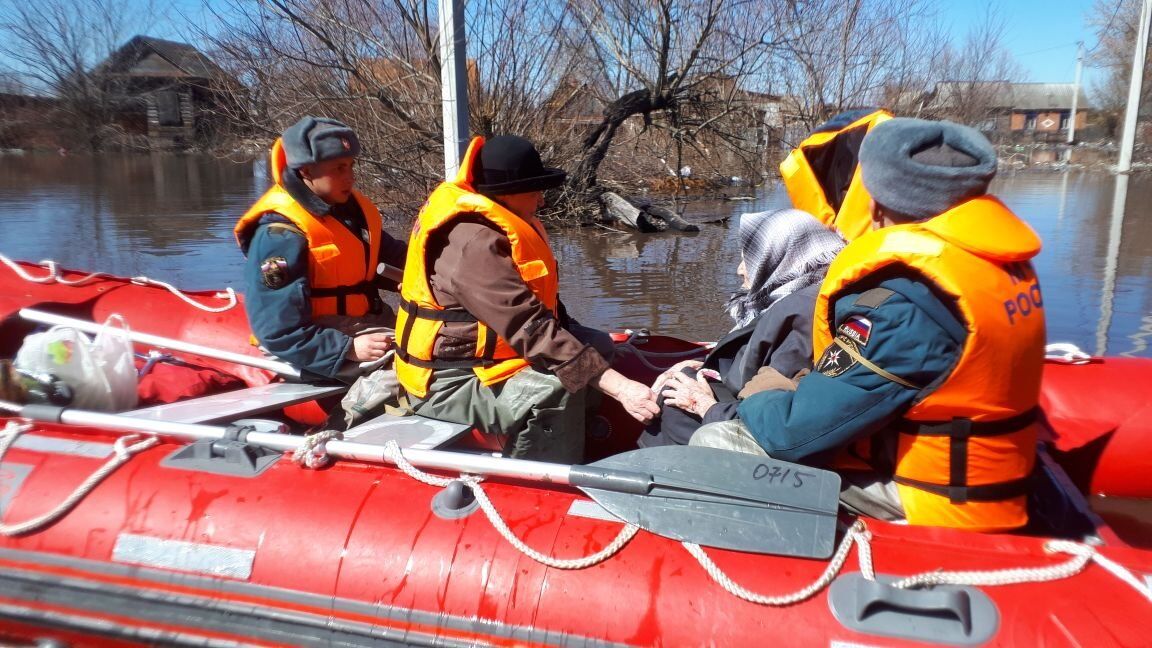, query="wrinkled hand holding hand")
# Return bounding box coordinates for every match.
[651,359,704,393]
[595,368,660,424]
[348,332,393,362]
[662,370,717,419]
